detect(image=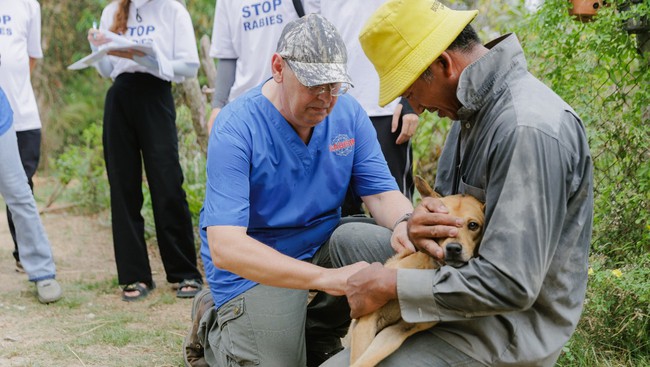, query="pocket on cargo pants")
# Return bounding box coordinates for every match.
[212,297,260,366]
